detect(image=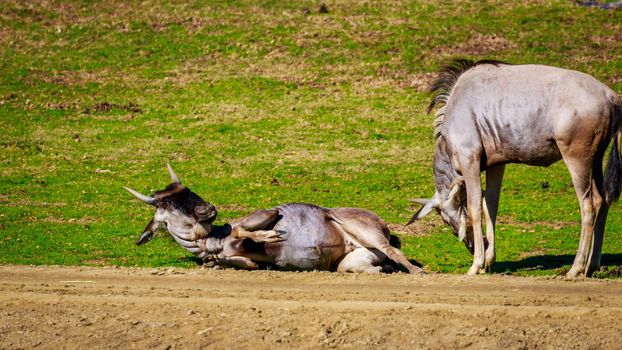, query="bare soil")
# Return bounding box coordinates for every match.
[1,265,622,349]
